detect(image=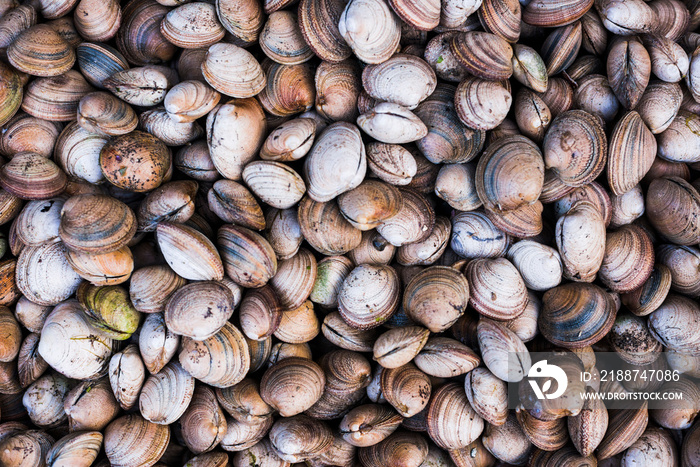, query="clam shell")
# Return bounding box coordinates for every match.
[269,415,333,462]
[464,367,508,426]
[543,110,607,187]
[216,378,273,424]
[15,197,63,247]
[636,81,682,135]
[273,300,319,344]
[217,0,263,44]
[0,114,60,158]
[426,382,484,449]
[77,91,138,136]
[647,177,700,245]
[514,88,552,142]
[239,285,283,341]
[337,180,402,231]
[523,0,592,26]
[175,141,219,182]
[389,0,439,29]
[338,0,401,65]
[339,404,403,447]
[607,111,657,196]
[599,225,654,293]
[414,84,486,164]
[116,0,177,66]
[17,333,47,388]
[59,194,136,254]
[140,361,195,424]
[367,143,417,185]
[357,102,428,144]
[396,215,450,266]
[362,54,437,109]
[268,248,316,309]
[7,24,75,77]
[434,163,481,211]
[138,107,204,146]
[373,326,429,368]
[595,0,658,35]
[450,210,510,259]
[160,2,224,49]
[156,222,224,281]
[620,264,672,316]
[74,0,120,42]
[476,135,544,213]
[414,337,479,378]
[76,42,129,89]
[440,0,482,28]
[403,266,468,332]
[104,414,170,467]
[103,66,173,107]
[454,77,512,131]
[466,258,527,321]
[109,344,145,411]
[507,240,563,291]
[165,281,234,340]
[450,31,513,80]
[243,160,306,209]
[338,264,400,330]
[179,385,227,454]
[314,60,361,122]
[100,130,171,192]
[46,431,103,467]
[179,322,249,388]
[260,11,313,65]
[54,121,107,184]
[0,63,22,127]
[477,318,531,382]
[163,81,220,123]
[139,312,180,374]
[657,110,700,163]
[0,152,66,201]
[209,181,266,230]
[555,201,606,282]
[376,188,434,247]
[304,122,366,202]
[322,311,378,352]
[535,77,573,118]
[0,5,37,50]
[22,70,95,122]
[38,300,114,379]
[479,0,520,43]
[297,198,360,255]
[218,224,277,288]
[23,373,69,428]
[202,43,266,98]
[261,357,325,416]
[66,246,134,286]
[359,431,428,467]
[544,24,584,76]
[648,294,700,354]
[607,36,651,110]
[258,61,316,117]
[298,0,352,62]
[516,409,568,452]
[265,208,303,260]
[554,181,612,227]
[16,241,83,306]
[0,431,54,467]
[206,98,266,181]
[64,377,120,431]
[261,118,316,162]
[568,387,608,457]
[540,282,617,348]
[380,362,431,417]
[129,265,186,314]
[596,402,648,460]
